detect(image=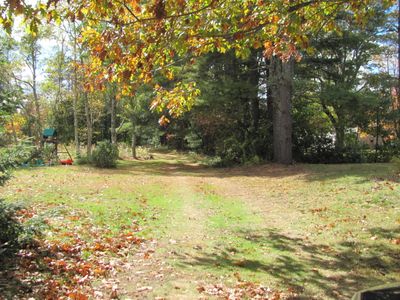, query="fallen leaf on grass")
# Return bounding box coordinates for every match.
[197,281,290,299]
[390,238,400,245]
[233,272,242,282]
[5,204,146,299]
[197,286,205,293]
[93,290,104,298]
[68,291,89,300]
[233,260,248,267]
[310,207,327,213]
[110,289,119,299]
[137,286,153,292]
